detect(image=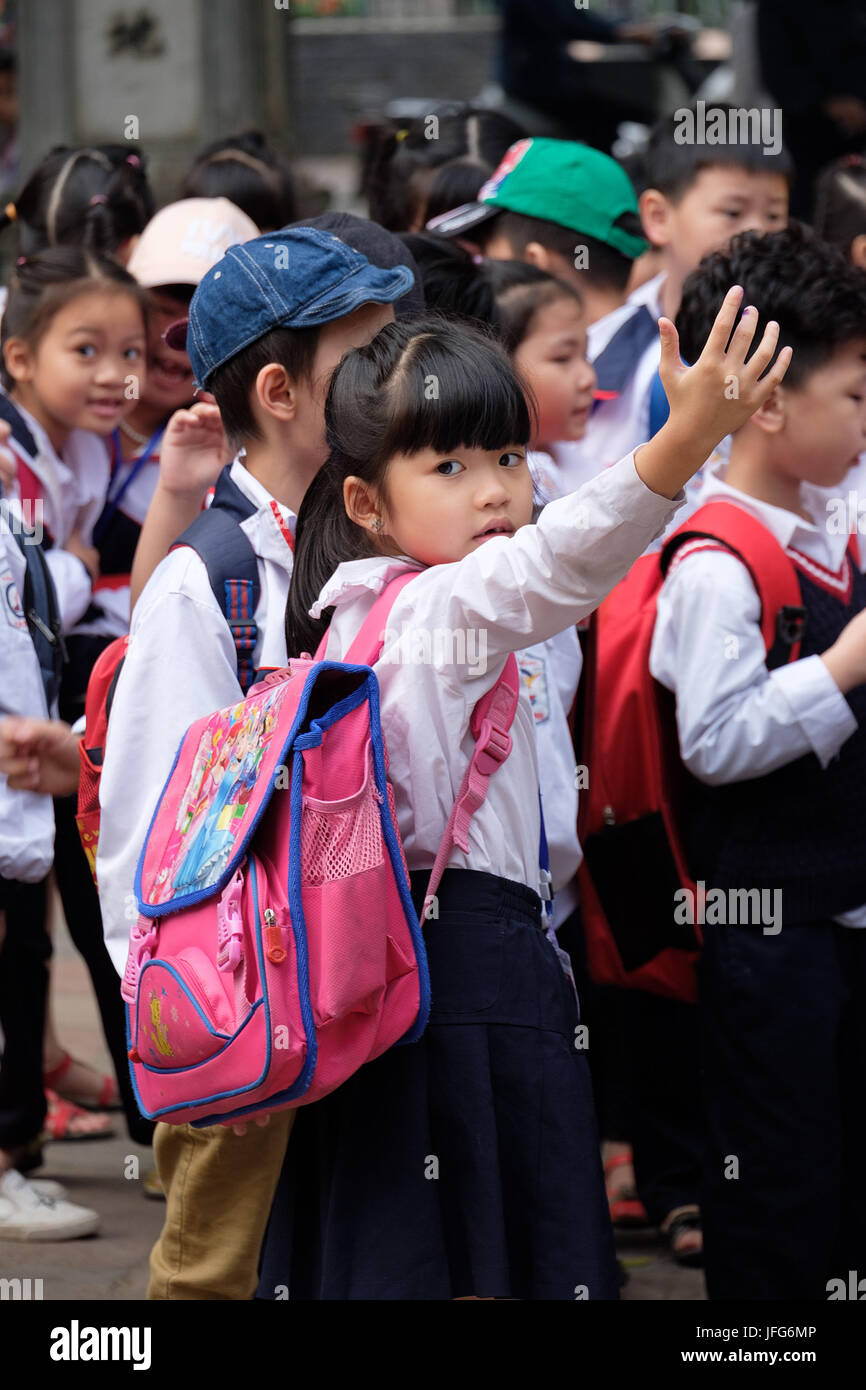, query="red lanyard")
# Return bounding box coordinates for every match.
[270,499,294,552]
